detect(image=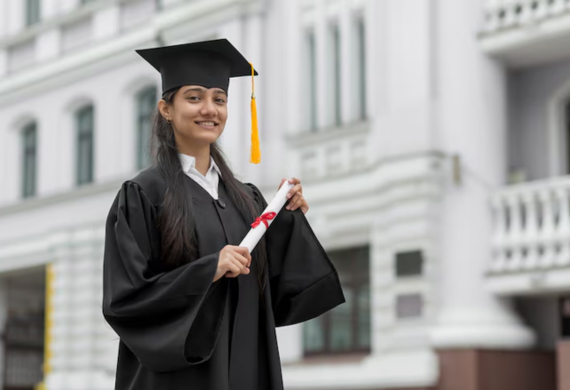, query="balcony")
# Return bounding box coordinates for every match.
[487,176,570,295]
[480,0,570,67]
[286,121,371,183]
